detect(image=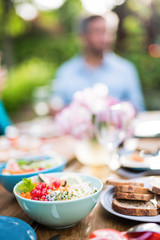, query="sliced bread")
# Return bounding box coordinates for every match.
[112,199,158,216]
[155,196,160,212]
[157,201,160,212]
[151,186,160,195]
[106,179,144,187]
[150,177,160,194]
[115,185,150,194]
[113,192,154,201]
